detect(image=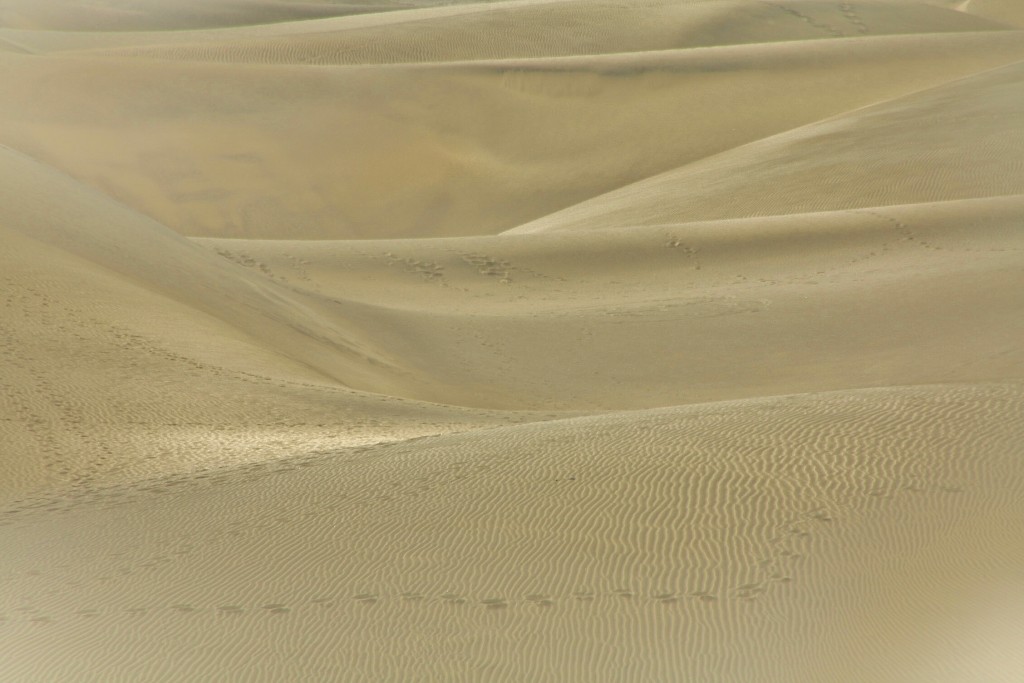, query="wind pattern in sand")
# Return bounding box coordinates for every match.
[1,1,1023,681]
